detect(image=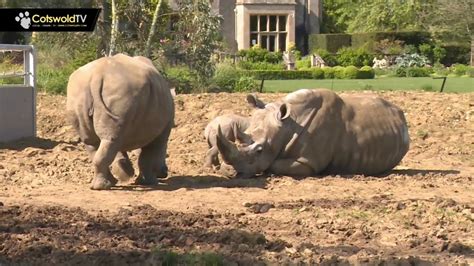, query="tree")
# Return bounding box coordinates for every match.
[145,0,163,57]
[424,0,473,65]
[171,0,222,89]
[108,0,118,56]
